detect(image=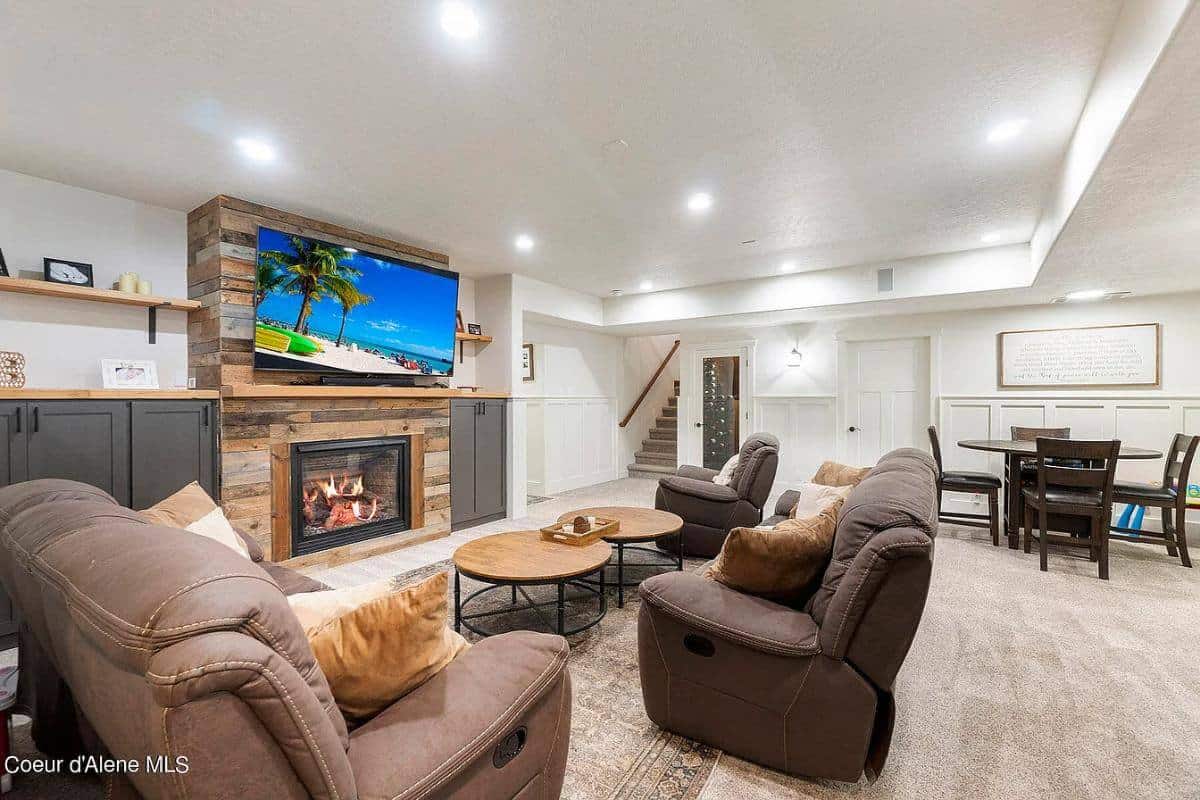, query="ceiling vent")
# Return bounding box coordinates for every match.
[877,267,894,293]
